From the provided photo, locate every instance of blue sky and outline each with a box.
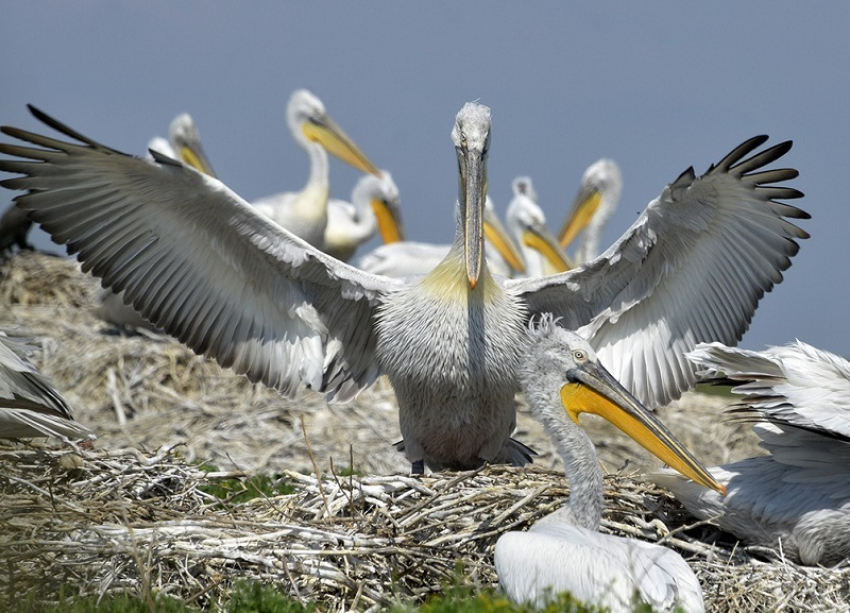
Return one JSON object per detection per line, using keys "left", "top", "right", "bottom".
{"left": 2, "top": 2, "right": 848, "bottom": 355}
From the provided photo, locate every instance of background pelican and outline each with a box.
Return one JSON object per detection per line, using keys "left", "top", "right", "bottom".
{"left": 559, "top": 158, "right": 622, "bottom": 265}
{"left": 495, "top": 316, "right": 719, "bottom": 612}
{"left": 654, "top": 340, "right": 850, "bottom": 566}
{"left": 251, "top": 89, "right": 382, "bottom": 249}
{"left": 505, "top": 176, "right": 572, "bottom": 277}
{"left": 0, "top": 102, "right": 807, "bottom": 472}
{"left": 0, "top": 331, "right": 94, "bottom": 442}
{"left": 146, "top": 112, "right": 217, "bottom": 178}
{"left": 357, "top": 195, "right": 525, "bottom": 278}
{"left": 322, "top": 171, "right": 405, "bottom": 262}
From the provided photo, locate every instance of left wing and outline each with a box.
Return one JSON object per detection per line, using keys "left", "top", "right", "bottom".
{"left": 507, "top": 136, "right": 808, "bottom": 407}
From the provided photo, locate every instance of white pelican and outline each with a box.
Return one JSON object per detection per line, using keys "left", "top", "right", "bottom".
{"left": 559, "top": 158, "right": 622, "bottom": 265}
{"left": 251, "top": 89, "right": 382, "bottom": 249}
{"left": 495, "top": 316, "right": 720, "bottom": 612}
{"left": 505, "top": 176, "right": 572, "bottom": 277}
{"left": 322, "top": 171, "right": 405, "bottom": 262}
{"left": 653, "top": 341, "right": 850, "bottom": 566}
{"left": 357, "top": 195, "right": 526, "bottom": 278}
{"left": 146, "top": 112, "right": 217, "bottom": 178}
{"left": 0, "top": 103, "right": 807, "bottom": 472}
{"left": 0, "top": 331, "right": 94, "bottom": 442}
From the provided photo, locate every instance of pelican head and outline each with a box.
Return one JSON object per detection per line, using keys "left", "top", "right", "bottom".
{"left": 356, "top": 170, "right": 405, "bottom": 243}
{"left": 168, "top": 113, "right": 217, "bottom": 177}
{"left": 508, "top": 177, "right": 572, "bottom": 274}
{"left": 287, "top": 89, "right": 380, "bottom": 176}
{"left": 559, "top": 158, "right": 622, "bottom": 251}
{"left": 524, "top": 316, "right": 724, "bottom": 494}
{"left": 452, "top": 102, "right": 491, "bottom": 289}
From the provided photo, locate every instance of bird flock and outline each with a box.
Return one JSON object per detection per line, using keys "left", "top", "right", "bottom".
{"left": 0, "top": 90, "right": 846, "bottom": 612}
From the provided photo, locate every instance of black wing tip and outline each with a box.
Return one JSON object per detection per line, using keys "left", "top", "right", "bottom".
{"left": 149, "top": 148, "right": 183, "bottom": 167}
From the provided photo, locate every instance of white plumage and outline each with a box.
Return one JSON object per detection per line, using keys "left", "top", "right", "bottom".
{"left": 0, "top": 103, "right": 807, "bottom": 471}
{"left": 495, "top": 316, "right": 718, "bottom": 613}
{"left": 653, "top": 340, "right": 850, "bottom": 565}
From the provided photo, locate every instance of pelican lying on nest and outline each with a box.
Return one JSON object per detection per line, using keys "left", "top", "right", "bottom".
{"left": 252, "top": 89, "right": 385, "bottom": 250}
{"left": 0, "top": 331, "right": 94, "bottom": 442}
{"left": 559, "top": 158, "right": 622, "bottom": 265}
{"left": 0, "top": 102, "right": 806, "bottom": 472}
{"left": 505, "top": 176, "right": 572, "bottom": 277}
{"left": 654, "top": 341, "right": 850, "bottom": 566}
{"left": 496, "top": 316, "right": 720, "bottom": 613}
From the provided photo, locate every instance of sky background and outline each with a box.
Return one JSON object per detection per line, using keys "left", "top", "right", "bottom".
{"left": 1, "top": 2, "right": 848, "bottom": 356}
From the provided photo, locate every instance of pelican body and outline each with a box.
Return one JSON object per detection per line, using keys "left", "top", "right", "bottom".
{"left": 0, "top": 332, "right": 94, "bottom": 442}
{"left": 0, "top": 102, "right": 807, "bottom": 472}
{"left": 495, "top": 317, "right": 720, "bottom": 613}
{"left": 654, "top": 341, "right": 850, "bottom": 566}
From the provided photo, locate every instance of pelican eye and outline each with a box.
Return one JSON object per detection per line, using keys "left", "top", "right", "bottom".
{"left": 573, "top": 350, "right": 586, "bottom": 362}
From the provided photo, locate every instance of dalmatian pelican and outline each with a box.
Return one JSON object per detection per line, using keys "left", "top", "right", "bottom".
{"left": 0, "top": 102, "right": 807, "bottom": 472}
{"left": 654, "top": 340, "right": 850, "bottom": 566}
{"left": 0, "top": 331, "right": 94, "bottom": 442}
{"left": 559, "top": 158, "right": 622, "bottom": 265}
{"left": 251, "top": 89, "right": 382, "bottom": 249}
{"left": 495, "top": 316, "right": 718, "bottom": 612}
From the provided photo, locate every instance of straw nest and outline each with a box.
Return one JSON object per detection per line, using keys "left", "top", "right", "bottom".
{"left": 0, "top": 252, "right": 848, "bottom": 613}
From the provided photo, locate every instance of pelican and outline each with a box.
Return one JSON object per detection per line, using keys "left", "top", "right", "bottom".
{"left": 251, "top": 89, "right": 382, "bottom": 249}
{"left": 0, "top": 102, "right": 807, "bottom": 472}
{"left": 495, "top": 316, "right": 720, "bottom": 612}
{"left": 322, "top": 171, "right": 405, "bottom": 262}
{"left": 653, "top": 341, "right": 850, "bottom": 566}
{"left": 505, "top": 176, "right": 572, "bottom": 277}
{"left": 559, "top": 158, "right": 622, "bottom": 265}
{"left": 147, "top": 112, "right": 217, "bottom": 177}
{"left": 0, "top": 331, "right": 94, "bottom": 442}
{"left": 357, "top": 195, "right": 526, "bottom": 278}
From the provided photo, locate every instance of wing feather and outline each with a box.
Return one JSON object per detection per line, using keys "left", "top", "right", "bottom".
{"left": 508, "top": 136, "right": 807, "bottom": 407}
{"left": 0, "top": 106, "right": 401, "bottom": 400}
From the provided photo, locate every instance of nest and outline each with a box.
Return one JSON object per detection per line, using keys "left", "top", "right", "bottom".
{"left": 0, "top": 251, "right": 848, "bottom": 612}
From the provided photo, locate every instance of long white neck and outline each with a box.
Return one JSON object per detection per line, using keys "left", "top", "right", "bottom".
{"left": 521, "top": 371, "right": 604, "bottom": 530}
{"left": 302, "top": 139, "right": 330, "bottom": 200}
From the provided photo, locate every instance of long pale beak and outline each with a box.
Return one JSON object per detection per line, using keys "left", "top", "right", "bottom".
{"left": 559, "top": 185, "right": 602, "bottom": 250}
{"left": 484, "top": 206, "right": 525, "bottom": 274}
{"left": 561, "top": 361, "right": 725, "bottom": 494}
{"left": 303, "top": 115, "right": 380, "bottom": 176}
{"left": 371, "top": 197, "right": 405, "bottom": 244}
{"left": 522, "top": 222, "right": 573, "bottom": 273}
{"left": 178, "top": 141, "right": 217, "bottom": 179}
{"left": 458, "top": 147, "right": 486, "bottom": 289}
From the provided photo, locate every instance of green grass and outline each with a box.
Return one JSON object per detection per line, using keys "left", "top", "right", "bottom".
{"left": 195, "top": 463, "right": 295, "bottom": 506}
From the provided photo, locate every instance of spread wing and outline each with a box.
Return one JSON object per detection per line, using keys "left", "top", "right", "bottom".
{"left": 507, "top": 136, "right": 808, "bottom": 407}
{"left": 0, "top": 106, "right": 404, "bottom": 402}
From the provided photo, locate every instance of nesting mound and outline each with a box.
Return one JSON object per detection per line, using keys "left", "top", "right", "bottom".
{"left": 0, "top": 251, "right": 847, "bottom": 612}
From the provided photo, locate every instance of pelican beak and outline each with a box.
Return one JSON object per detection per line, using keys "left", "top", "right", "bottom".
{"left": 458, "top": 146, "right": 486, "bottom": 289}
{"left": 561, "top": 361, "right": 725, "bottom": 494}
{"left": 303, "top": 115, "right": 381, "bottom": 176}
{"left": 522, "top": 222, "right": 574, "bottom": 273}
{"left": 484, "top": 205, "right": 525, "bottom": 274}
{"left": 178, "top": 142, "right": 217, "bottom": 178}
{"left": 371, "top": 196, "right": 405, "bottom": 244}
{"left": 559, "top": 185, "right": 602, "bottom": 250}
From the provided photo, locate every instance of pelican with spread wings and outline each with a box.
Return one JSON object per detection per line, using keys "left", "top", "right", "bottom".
{"left": 0, "top": 102, "right": 806, "bottom": 472}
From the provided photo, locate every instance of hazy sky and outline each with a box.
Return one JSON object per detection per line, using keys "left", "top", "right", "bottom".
{"left": 2, "top": 2, "right": 848, "bottom": 355}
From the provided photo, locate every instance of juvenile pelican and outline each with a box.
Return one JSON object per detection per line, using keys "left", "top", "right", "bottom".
{"left": 251, "top": 89, "right": 381, "bottom": 248}
{"left": 0, "top": 331, "right": 94, "bottom": 442}
{"left": 559, "top": 158, "right": 622, "bottom": 265}
{"left": 505, "top": 176, "right": 572, "bottom": 277}
{"left": 0, "top": 103, "right": 806, "bottom": 472}
{"left": 322, "top": 171, "right": 405, "bottom": 262}
{"left": 654, "top": 341, "right": 850, "bottom": 566}
{"left": 495, "top": 316, "right": 719, "bottom": 613}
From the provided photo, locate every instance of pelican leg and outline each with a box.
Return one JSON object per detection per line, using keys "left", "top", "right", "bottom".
{"left": 410, "top": 459, "right": 425, "bottom": 476}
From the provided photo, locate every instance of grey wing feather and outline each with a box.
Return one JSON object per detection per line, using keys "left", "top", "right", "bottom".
{"left": 0, "top": 106, "right": 402, "bottom": 401}
{"left": 508, "top": 136, "right": 808, "bottom": 408}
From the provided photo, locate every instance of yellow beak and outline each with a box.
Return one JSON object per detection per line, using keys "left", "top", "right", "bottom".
{"left": 302, "top": 116, "right": 380, "bottom": 176}
{"left": 484, "top": 205, "right": 525, "bottom": 274}
{"left": 522, "top": 223, "right": 573, "bottom": 273}
{"left": 371, "top": 197, "right": 405, "bottom": 244}
{"left": 560, "top": 361, "right": 725, "bottom": 494}
{"left": 559, "top": 186, "right": 602, "bottom": 250}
